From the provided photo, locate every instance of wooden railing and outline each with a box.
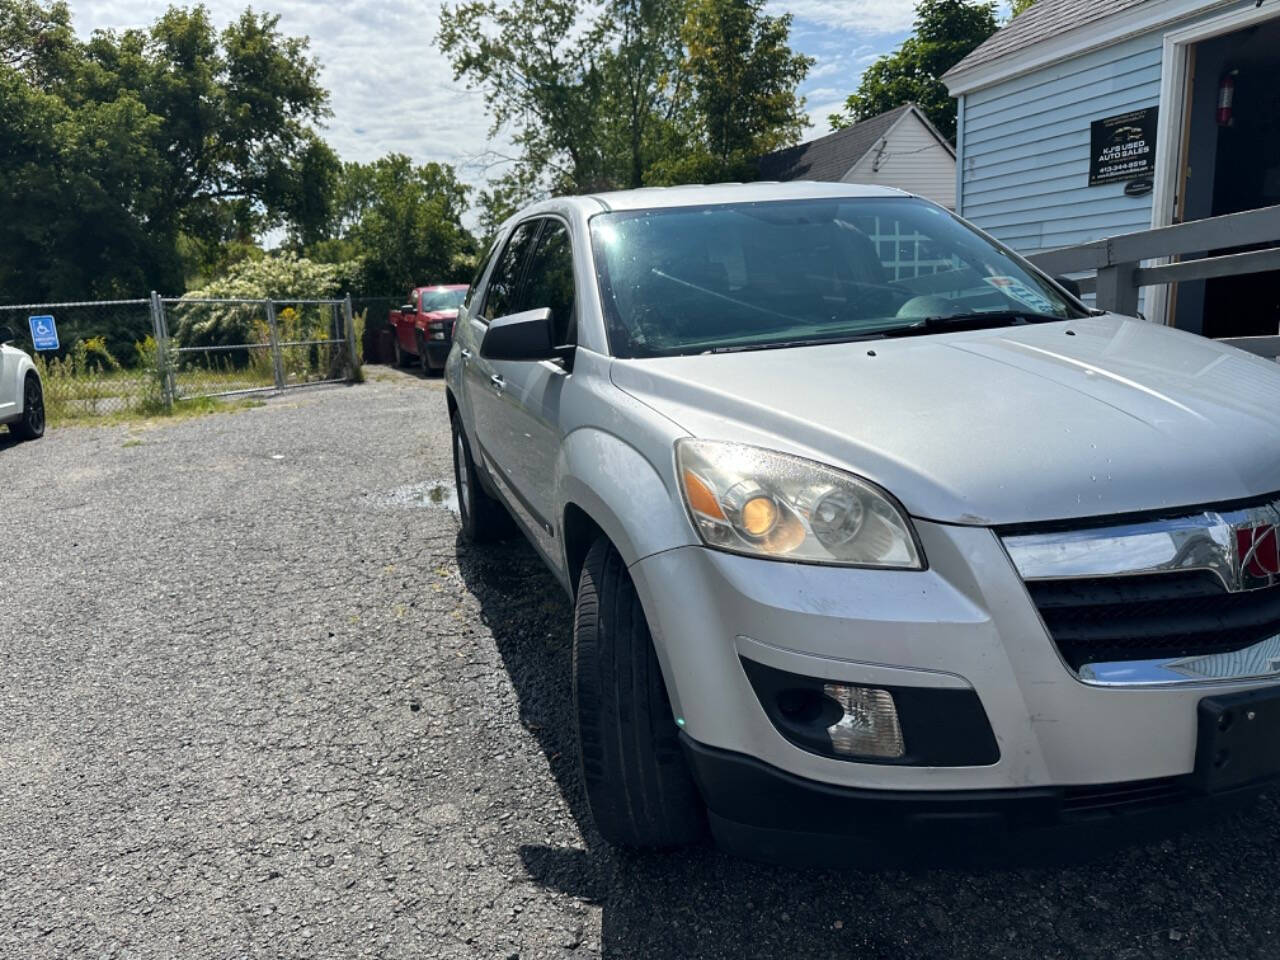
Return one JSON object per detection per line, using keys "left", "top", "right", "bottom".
{"left": 1025, "top": 204, "right": 1280, "bottom": 359}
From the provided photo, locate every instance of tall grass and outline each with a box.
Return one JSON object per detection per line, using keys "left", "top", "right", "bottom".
{"left": 32, "top": 337, "right": 168, "bottom": 420}
{"left": 28, "top": 299, "right": 361, "bottom": 425}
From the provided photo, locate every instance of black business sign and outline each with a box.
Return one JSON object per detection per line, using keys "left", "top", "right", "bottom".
{"left": 1089, "top": 107, "right": 1158, "bottom": 186}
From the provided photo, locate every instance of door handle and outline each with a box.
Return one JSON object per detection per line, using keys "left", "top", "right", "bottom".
{"left": 489, "top": 374, "right": 505, "bottom": 390}
{"left": 460, "top": 349, "right": 472, "bottom": 360}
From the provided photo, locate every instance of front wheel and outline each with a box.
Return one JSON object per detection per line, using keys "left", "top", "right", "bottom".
{"left": 415, "top": 331, "right": 434, "bottom": 376}
{"left": 573, "top": 538, "right": 706, "bottom": 848}
{"left": 11, "top": 375, "right": 45, "bottom": 440}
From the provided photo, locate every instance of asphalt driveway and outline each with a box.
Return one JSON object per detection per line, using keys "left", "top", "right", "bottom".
{"left": 2, "top": 368, "right": 1278, "bottom": 959}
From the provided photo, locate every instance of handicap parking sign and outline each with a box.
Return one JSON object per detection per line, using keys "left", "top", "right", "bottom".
{"left": 28, "top": 315, "right": 58, "bottom": 351}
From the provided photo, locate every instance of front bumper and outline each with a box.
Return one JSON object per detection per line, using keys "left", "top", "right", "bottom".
{"left": 682, "top": 737, "right": 1266, "bottom": 866}
{"left": 423, "top": 338, "right": 451, "bottom": 369}
{"left": 627, "top": 520, "right": 1280, "bottom": 795}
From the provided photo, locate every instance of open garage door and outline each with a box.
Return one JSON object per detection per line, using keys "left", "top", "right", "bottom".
{"left": 1174, "top": 15, "right": 1280, "bottom": 338}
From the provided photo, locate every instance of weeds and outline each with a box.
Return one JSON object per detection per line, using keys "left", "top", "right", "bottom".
{"left": 68, "top": 395, "right": 267, "bottom": 431}
{"left": 33, "top": 339, "right": 123, "bottom": 421}
{"left": 26, "top": 297, "right": 360, "bottom": 428}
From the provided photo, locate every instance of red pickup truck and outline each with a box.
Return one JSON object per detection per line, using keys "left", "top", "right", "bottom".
{"left": 388, "top": 284, "right": 468, "bottom": 374}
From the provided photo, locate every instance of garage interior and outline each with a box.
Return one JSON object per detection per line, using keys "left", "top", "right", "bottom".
{"left": 1174, "top": 15, "right": 1280, "bottom": 339}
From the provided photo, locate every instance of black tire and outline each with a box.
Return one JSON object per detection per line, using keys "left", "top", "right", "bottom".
{"left": 450, "top": 411, "right": 514, "bottom": 542}
{"left": 11, "top": 374, "right": 45, "bottom": 441}
{"left": 573, "top": 537, "right": 706, "bottom": 848}
{"left": 417, "top": 330, "right": 432, "bottom": 376}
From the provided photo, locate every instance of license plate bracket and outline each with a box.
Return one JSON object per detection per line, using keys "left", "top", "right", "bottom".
{"left": 1194, "top": 687, "right": 1280, "bottom": 793}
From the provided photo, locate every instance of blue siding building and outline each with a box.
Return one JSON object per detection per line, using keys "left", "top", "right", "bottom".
{"left": 945, "top": 0, "right": 1280, "bottom": 337}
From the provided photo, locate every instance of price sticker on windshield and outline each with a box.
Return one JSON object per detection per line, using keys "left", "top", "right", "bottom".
{"left": 983, "top": 276, "right": 1057, "bottom": 316}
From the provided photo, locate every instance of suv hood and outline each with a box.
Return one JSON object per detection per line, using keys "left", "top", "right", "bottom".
{"left": 610, "top": 315, "right": 1280, "bottom": 526}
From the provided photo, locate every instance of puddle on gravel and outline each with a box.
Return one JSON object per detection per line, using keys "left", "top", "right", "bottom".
{"left": 374, "top": 479, "right": 459, "bottom": 515}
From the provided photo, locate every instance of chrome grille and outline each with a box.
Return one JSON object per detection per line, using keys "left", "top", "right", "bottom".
{"left": 1002, "top": 495, "right": 1280, "bottom": 683}
{"left": 1025, "top": 572, "right": 1280, "bottom": 672}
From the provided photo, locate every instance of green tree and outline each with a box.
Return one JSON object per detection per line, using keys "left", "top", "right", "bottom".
{"left": 828, "top": 0, "right": 997, "bottom": 141}
{"left": 0, "top": 0, "right": 76, "bottom": 80}
{"left": 439, "top": 0, "right": 810, "bottom": 197}
{"left": 1, "top": 1, "right": 167, "bottom": 298}
{"left": 83, "top": 6, "right": 338, "bottom": 249}
{"left": 438, "top": 0, "right": 608, "bottom": 193}
{"left": 474, "top": 165, "right": 543, "bottom": 243}
{"left": 594, "top": 0, "right": 687, "bottom": 188}
{"left": 649, "top": 0, "right": 811, "bottom": 184}
{"left": 311, "top": 155, "right": 476, "bottom": 294}
{"left": 0, "top": 0, "right": 338, "bottom": 301}
{"left": 1008, "top": 0, "right": 1036, "bottom": 16}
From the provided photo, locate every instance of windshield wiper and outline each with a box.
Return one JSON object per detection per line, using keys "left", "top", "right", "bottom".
{"left": 698, "top": 312, "right": 1067, "bottom": 355}
{"left": 702, "top": 332, "right": 885, "bottom": 354}
{"left": 875, "top": 311, "right": 1066, "bottom": 339}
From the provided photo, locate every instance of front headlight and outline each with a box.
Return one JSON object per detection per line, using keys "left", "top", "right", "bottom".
{"left": 675, "top": 440, "right": 923, "bottom": 569}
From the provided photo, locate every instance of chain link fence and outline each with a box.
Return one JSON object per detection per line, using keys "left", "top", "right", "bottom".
{"left": 0, "top": 293, "right": 361, "bottom": 423}
{"left": 349, "top": 295, "right": 400, "bottom": 364}
{"left": 160, "top": 295, "right": 356, "bottom": 400}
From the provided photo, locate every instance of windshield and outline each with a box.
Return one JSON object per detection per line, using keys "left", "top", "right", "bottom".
{"left": 421, "top": 288, "right": 466, "bottom": 312}
{"left": 590, "top": 197, "right": 1086, "bottom": 358}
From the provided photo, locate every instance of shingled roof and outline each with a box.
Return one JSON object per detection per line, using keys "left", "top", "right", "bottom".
{"left": 756, "top": 105, "right": 948, "bottom": 182}
{"left": 945, "top": 0, "right": 1150, "bottom": 80}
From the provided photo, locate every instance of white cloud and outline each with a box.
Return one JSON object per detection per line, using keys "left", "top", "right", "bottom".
{"left": 807, "top": 59, "right": 849, "bottom": 81}
{"left": 792, "top": 27, "right": 895, "bottom": 135}
{"left": 71, "top": 0, "right": 515, "bottom": 198}
{"left": 70, "top": 1, "right": 910, "bottom": 223}
{"left": 768, "top": 0, "right": 916, "bottom": 34}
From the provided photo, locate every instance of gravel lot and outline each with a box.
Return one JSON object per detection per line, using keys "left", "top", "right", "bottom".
{"left": 3, "top": 367, "right": 1280, "bottom": 959}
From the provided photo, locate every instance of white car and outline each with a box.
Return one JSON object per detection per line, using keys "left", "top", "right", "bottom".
{"left": 0, "top": 326, "right": 45, "bottom": 441}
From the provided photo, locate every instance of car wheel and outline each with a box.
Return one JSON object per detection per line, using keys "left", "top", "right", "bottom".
{"left": 11, "top": 374, "right": 45, "bottom": 441}
{"left": 415, "top": 331, "right": 434, "bottom": 376}
{"left": 573, "top": 537, "right": 707, "bottom": 848}
{"left": 450, "top": 410, "right": 514, "bottom": 542}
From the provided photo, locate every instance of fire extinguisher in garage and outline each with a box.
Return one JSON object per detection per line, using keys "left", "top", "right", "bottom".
{"left": 1217, "top": 70, "right": 1238, "bottom": 127}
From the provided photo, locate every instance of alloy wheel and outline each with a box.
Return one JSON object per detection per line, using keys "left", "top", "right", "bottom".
{"left": 25, "top": 380, "right": 44, "bottom": 433}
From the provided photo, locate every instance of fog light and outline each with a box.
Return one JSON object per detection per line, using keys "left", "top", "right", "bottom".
{"left": 823, "top": 684, "right": 905, "bottom": 758}
{"left": 431, "top": 331, "right": 446, "bottom": 340}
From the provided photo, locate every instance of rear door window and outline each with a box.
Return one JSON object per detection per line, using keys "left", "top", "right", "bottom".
{"left": 482, "top": 220, "right": 541, "bottom": 322}
{"left": 518, "top": 219, "right": 576, "bottom": 346}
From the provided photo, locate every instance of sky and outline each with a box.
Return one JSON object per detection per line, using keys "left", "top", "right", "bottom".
{"left": 69, "top": 1, "right": 1011, "bottom": 210}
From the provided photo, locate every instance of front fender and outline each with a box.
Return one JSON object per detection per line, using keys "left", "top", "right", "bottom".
{"left": 558, "top": 427, "right": 697, "bottom": 569}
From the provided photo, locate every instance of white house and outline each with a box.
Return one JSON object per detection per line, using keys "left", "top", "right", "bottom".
{"left": 756, "top": 104, "right": 957, "bottom": 209}
{"left": 945, "top": 0, "right": 1280, "bottom": 339}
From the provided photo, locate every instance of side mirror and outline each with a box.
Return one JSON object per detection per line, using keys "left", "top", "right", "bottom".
{"left": 399, "top": 304, "right": 415, "bottom": 314}
{"left": 1054, "top": 276, "right": 1083, "bottom": 300}
{"left": 0, "top": 326, "right": 13, "bottom": 345}
{"left": 481, "top": 307, "right": 558, "bottom": 362}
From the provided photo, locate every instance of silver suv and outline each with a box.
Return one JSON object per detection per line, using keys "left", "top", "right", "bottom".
{"left": 445, "top": 182, "right": 1280, "bottom": 862}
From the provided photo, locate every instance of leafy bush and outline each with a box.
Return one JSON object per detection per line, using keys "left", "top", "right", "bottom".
{"left": 173, "top": 252, "right": 359, "bottom": 349}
